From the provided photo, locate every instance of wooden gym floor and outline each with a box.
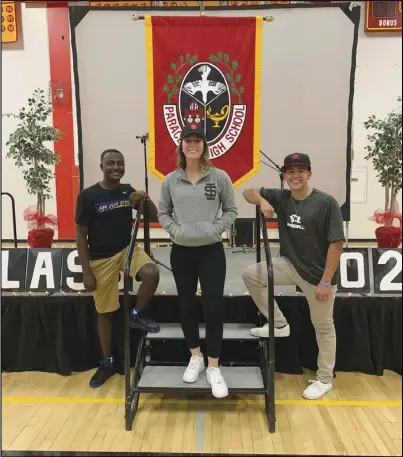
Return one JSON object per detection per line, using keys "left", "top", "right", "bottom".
{"left": 2, "top": 369, "right": 402, "bottom": 455}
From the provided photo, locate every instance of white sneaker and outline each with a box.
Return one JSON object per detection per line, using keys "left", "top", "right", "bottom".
{"left": 302, "top": 380, "right": 333, "bottom": 400}
{"left": 183, "top": 355, "right": 205, "bottom": 383}
{"left": 206, "top": 367, "right": 228, "bottom": 398}
{"left": 250, "top": 323, "right": 290, "bottom": 338}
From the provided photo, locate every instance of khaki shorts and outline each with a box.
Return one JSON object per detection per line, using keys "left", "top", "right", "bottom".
{"left": 89, "top": 245, "right": 153, "bottom": 314}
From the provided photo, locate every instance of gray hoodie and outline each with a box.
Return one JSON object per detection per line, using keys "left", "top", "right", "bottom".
{"left": 158, "top": 167, "right": 238, "bottom": 247}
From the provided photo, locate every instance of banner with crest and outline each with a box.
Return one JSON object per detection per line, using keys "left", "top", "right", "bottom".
{"left": 145, "top": 16, "right": 262, "bottom": 187}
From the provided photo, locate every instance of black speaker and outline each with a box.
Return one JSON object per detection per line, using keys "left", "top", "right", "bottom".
{"left": 232, "top": 219, "right": 255, "bottom": 247}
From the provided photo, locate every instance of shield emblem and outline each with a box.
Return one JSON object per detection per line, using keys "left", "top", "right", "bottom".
{"left": 162, "top": 56, "right": 247, "bottom": 161}
{"left": 179, "top": 62, "right": 231, "bottom": 145}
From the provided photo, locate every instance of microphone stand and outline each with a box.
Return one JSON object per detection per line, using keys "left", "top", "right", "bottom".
{"left": 233, "top": 157, "right": 283, "bottom": 255}
{"left": 261, "top": 150, "right": 284, "bottom": 189}
{"left": 136, "top": 134, "right": 150, "bottom": 255}
{"left": 135, "top": 133, "right": 172, "bottom": 273}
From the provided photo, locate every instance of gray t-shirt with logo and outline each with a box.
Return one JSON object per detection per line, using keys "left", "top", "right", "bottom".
{"left": 260, "top": 188, "right": 345, "bottom": 286}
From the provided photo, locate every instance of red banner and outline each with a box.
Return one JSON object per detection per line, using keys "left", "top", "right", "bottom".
{"left": 145, "top": 16, "right": 262, "bottom": 187}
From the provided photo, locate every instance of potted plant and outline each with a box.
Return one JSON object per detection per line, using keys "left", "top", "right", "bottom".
{"left": 3, "top": 89, "right": 62, "bottom": 248}
{"left": 364, "top": 95, "right": 402, "bottom": 248}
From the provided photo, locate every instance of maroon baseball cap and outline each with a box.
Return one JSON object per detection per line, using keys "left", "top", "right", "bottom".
{"left": 281, "top": 153, "right": 311, "bottom": 172}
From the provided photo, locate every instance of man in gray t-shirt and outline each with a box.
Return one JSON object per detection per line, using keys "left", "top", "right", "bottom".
{"left": 242, "top": 153, "right": 345, "bottom": 400}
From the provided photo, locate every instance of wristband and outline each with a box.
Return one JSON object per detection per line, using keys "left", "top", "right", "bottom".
{"left": 320, "top": 280, "right": 332, "bottom": 288}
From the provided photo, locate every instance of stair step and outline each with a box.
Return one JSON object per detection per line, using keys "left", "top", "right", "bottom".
{"left": 137, "top": 365, "right": 265, "bottom": 394}
{"left": 147, "top": 323, "right": 257, "bottom": 340}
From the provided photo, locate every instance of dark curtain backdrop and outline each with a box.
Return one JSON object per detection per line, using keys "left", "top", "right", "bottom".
{"left": 1, "top": 295, "right": 401, "bottom": 377}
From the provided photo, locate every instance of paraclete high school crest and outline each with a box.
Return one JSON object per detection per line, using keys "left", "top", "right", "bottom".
{"left": 163, "top": 53, "right": 247, "bottom": 159}
{"left": 145, "top": 16, "right": 262, "bottom": 187}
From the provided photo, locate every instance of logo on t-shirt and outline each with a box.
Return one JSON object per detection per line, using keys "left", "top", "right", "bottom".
{"left": 95, "top": 198, "right": 131, "bottom": 214}
{"left": 287, "top": 214, "right": 305, "bottom": 230}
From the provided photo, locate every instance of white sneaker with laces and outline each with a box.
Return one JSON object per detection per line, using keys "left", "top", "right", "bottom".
{"left": 183, "top": 355, "right": 205, "bottom": 383}
{"left": 207, "top": 367, "right": 229, "bottom": 398}
{"left": 302, "top": 380, "right": 333, "bottom": 400}
{"left": 250, "top": 323, "right": 290, "bottom": 338}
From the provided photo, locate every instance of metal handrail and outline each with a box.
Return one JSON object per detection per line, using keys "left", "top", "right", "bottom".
{"left": 123, "top": 198, "right": 145, "bottom": 430}
{"left": 255, "top": 205, "right": 261, "bottom": 263}
{"left": 1, "top": 192, "right": 17, "bottom": 247}
{"left": 124, "top": 198, "right": 145, "bottom": 283}
{"left": 255, "top": 205, "right": 276, "bottom": 433}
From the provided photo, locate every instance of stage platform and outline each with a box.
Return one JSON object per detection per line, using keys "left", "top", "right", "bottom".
{"left": 1, "top": 244, "right": 402, "bottom": 380}
{"left": 146, "top": 246, "right": 297, "bottom": 297}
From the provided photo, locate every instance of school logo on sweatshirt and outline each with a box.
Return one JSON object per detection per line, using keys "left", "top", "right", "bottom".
{"left": 204, "top": 183, "right": 217, "bottom": 201}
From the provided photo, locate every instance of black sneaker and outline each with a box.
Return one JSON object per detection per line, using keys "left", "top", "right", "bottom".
{"left": 89, "top": 358, "right": 117, "bottom": 388}
{"left": 130, "top": 314, "right": 160, "bottom": 333}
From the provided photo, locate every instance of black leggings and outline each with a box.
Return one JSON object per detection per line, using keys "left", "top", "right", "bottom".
{"left": 170, "top": 242, "right": 226, "bottom": 359}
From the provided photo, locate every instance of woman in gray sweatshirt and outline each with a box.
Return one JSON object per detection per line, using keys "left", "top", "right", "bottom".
{"left": 158, "top": 125, "right": 238, "bottom": 399}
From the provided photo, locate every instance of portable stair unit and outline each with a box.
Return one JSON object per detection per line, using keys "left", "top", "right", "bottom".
{"left": 123, "top": 204, "right": 276, "bottom": 433}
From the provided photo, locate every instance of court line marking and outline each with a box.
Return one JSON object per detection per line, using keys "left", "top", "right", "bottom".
{"left": 194, "top": 408, "right": 205, "bottom": 452}
{"left": 2, "top": 396, "right": 401, "bottom": 407}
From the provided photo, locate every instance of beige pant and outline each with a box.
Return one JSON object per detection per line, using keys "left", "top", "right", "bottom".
{"left": 89, "top": 246, "right": 153, "bottom": 314}
{"left": 242, "top": 256, "right": 336, "bottom": 383}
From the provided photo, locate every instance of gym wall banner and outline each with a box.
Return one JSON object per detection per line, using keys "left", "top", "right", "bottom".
{"left": 1, "top": 2, "right": 17, "bottom": 44}
{"left": 2, "top": 248, "right": 401, "bottom": 296}
{"left": 145, "top": 15, "right": 262, "bottom": 188}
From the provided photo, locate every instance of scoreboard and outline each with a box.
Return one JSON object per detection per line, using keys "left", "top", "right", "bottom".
{"left": 365, "top": 1, "right": 402, "bottom": 32}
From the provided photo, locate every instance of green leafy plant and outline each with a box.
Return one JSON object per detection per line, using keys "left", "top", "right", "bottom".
{"left": 209, "top": 52, "right": 244, "bottom": 104}
{"left": 3, "top": 89, "right": 63, "bottom": 229}
{"left": 164, "top": 53, "right": 198, "bottom": 103}
{"left": 364, "top": 95, "right": 402, "bottom": 217}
